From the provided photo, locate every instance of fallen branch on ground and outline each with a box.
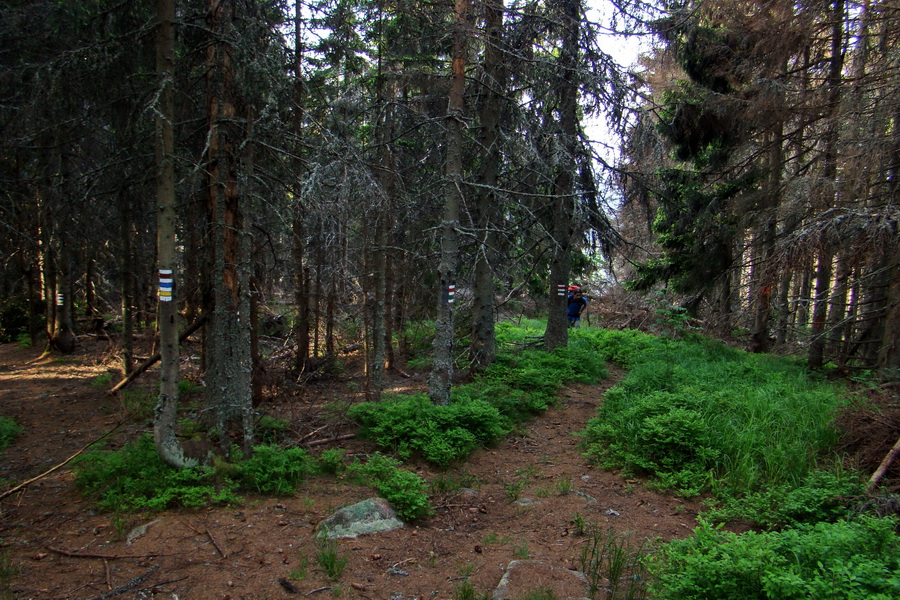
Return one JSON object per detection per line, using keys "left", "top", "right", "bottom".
{"left": 0, "top": 421, "right": 124, "bottom": 502}
{"left": 305, "top": 433, "right": 356, "bottom": 448}
{"left": 89, "top": 564, "right": 158, "bottom": 600}
{"left": 47, "top": 547, "right": 162, "bottom": 560}
{"left": 867, "top": 434, "right": 900, "bottom": 492}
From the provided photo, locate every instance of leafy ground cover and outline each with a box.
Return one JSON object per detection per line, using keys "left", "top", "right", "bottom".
{"left": 0, "top": 337, "right": 699, "bottom": 600}
{"left": 0, "top": 323, "right": 897, "bottom": 600}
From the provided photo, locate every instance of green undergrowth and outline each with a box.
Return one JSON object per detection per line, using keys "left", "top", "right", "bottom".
{"left": 647, "top": 516, "right": 900, "bottom": 600}
{"left": 349, "top": 321, "right": 607, "bottom": 466}
{"left": 73, "top": 436, "right": 431, "bottom": 520}
{"left": 578, "top": 329, "right": 850, "bottom": 499}
{"left": 0, "top": 417, "right": 21, "bottom": 452}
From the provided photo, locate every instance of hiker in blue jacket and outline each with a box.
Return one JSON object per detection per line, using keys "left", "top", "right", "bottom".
{"left": 567, "top": 287, "right": 587, "bottom": 327}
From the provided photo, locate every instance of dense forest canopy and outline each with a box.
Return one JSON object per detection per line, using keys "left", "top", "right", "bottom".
{"left": 0, "top": 0, "right": 897, "bottom": 455}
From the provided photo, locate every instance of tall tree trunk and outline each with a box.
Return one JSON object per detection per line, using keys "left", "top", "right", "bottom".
{"left": 808, "top": 251, "right": 834, "bottom": 370}
{"left": 543, "top": 0, "right": 580, "bottom": 351}
{"left": 428, "top": 0, "right": 468, "bottom": 405}
{"left": 808, "top": 0, "right": 845, "bottom": 370}
{"left": 292, "top": 0, "right": 310, "bottom": 371}
{"left": 826, "top": 254, "right": 852, "bottom": 358}
{"left": 470, "top": 0, "right": 505, "bottom": 373}
{"left": 749, "top": 217, "right": 776, "bottom": 353}
{"left": 53, "top": 237, "right": 76, "bottom": 353}
{"left": 205, "top": 0, "right": 253, "bottom": 456}
{"left": 153, "top": 0, "right": 193, "bottom": 469}
{"left": 119, "top": 189, "right": 134, "bottom": 376}
{"left": 751, "top": 101, "right": 785, "bottom": 353}
{"left": 368, "top": 20, "right": 395, "bottom": 399}
{"left": 796, "top": 263, "right": 812, "bottom": 330}
{"left": 84, "top": 252, "right": 96, "bottom": 317}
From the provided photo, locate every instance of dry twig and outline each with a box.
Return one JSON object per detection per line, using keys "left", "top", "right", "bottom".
{"left": 0, "top": 421, "right": 124, "bottom": 502}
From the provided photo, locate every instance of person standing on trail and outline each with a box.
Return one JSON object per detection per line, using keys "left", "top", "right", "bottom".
{"left": 566, "top": 287, "right": 587, "bottom": 327}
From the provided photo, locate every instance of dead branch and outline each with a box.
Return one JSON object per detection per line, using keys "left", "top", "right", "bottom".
{"left": 205, "top": 528, "right": 227, "bottom": 558}
{"left": 298, "top": 424, "right": 329, "bottom": 443}
{"left": 0, "top": 421, "right": 124, "bottom": 502}
{"left": 184, "top": 522, "right": 227, "bottom": 557}
{"left": 108, "top": 314, "right": 207, "bottom": 394}
{"left": 304, "top": 433, "right": 356, "bottom": 448}
{"left": 47, "top": 547, "right": 161, "bottom": 560}
{"left": 867, "top": 434, "right": 900, "bottom": 492}
{"left": 306, "top": 586, "right": 332, "bottom": 596}
{"left": 89, "top": 564, "right": 158, "bottom": 600}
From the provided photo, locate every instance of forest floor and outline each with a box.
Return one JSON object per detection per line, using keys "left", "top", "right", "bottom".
{"left": 0, "top": 335, "right": 717, "bottom": 600}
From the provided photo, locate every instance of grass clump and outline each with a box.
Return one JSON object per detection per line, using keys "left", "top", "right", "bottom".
{"left": 0, "top": 417, "right": 22, "bottom": 451}
{"left": 579, "top": 526, "right": 649, "bottom": 600}
{"left": 315, "top": 538, "right": 349, "bottom": 580}
{"left": 647, "top": 516, "right": 900, "bottom": 600}
{"left": 580, "top": 331, "right": 848, "bottom": 497}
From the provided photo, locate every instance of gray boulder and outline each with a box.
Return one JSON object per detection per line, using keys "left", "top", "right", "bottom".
{"left": 317, "top": 497, "right": 405, "bottom": 539}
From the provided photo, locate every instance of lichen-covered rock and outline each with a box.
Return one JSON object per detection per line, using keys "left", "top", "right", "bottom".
{"left": 317, "top": 497, "right": 405, "bottom": 539}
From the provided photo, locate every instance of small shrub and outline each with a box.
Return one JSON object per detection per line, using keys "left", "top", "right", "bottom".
{"left": 236, "top": 445, "right": 312, "bottom": 495}
{"left": 177, "top": 379, "right": 204, "bottom": 396}
{"left": 73, "top": 435, "right": 239, "bottom": 511}
{"left": 349, "top": 394, "right": 510, "bottom": 466}
{"left": 0, "top": 417, "right": 22, "bottom": 451}
{"left": 581, "top": 335, "right": 847, "bottom": 497}
{"left": 705, "top": 468, "right": 864, "bottom": 529}
{"left": 316, "top": 448, "right": 347, "bottom": 475}
{"left": 350, "top": 453, "right": 433, "bottom": 521}
{"left": 75, "top": 437, "right": 316, "bottom": 510}
{"left": 647, "top": 516, "right": 900, "bottom": 600}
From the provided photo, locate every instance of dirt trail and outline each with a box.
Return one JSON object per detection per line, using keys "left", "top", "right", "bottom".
{"left": 0, "top": 340, "right": 701, "bottom": 600}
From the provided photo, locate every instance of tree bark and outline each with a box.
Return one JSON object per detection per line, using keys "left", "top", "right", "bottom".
{"left": 470, "top": 0, "right": 505, "bottom": 373}
{"left": 808, "top": 0, "right": 845, "bottom": 370}
{"left": 543, "top": 0, "right": 580, "bottom": 351}
{"left": 153, "top": 0, "right": 194, "bottom": 469}
{"left": 205, "top": 0, "right": 254, "bottom": 456}
{"left": 428, "top": 0, "right": 468, "bottom": 405}
{"left": 119, "top": 189, "right": 135, "bottom": 375}
{"left": 292, "top": 1, "right": 310, "bottom": 372}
